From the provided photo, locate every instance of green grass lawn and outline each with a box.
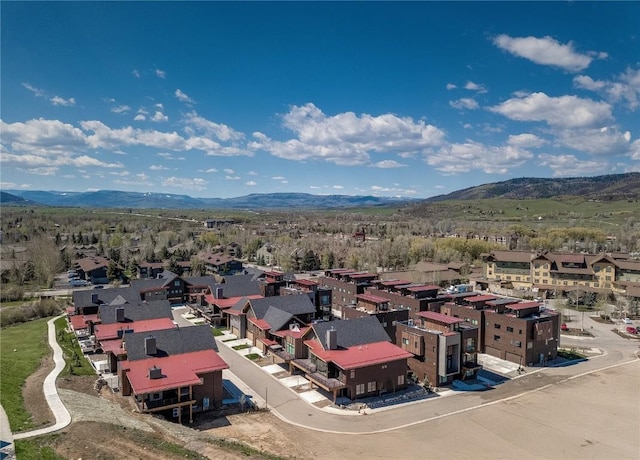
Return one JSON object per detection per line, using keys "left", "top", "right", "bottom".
{"left": 0, "top": 317, "right": 50, "bottom": 432}
{"left": 53, "top": 317, "right": 96, "bottom": 376}
{"left": 15, "top": 437, "right": 66, "bottom": 460}
{"left": 232, "top": 343, "right": 251, "bottom": 351}
{"left": 211, "top": 327, "right": 226, "bottom": 337}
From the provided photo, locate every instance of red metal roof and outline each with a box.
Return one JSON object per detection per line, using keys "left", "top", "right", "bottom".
{"left": 379, "top": 279, "right": 411, "bottom": 286}
{"left": 100, "top": 339, "right": 126, "bottom": 355}
{"left": 405, "top": 284, "right": 440, "bottom": 292}
{"left": 506, "top": 301, "right": 541, "bottom": 311}
{"left": 208, "top": 295, "right": 262, "bottom": 309}
{"left": 248, "top": 317, "right": 271, "bottom": 330}
{"left": 356, "top": 293, "right": 389, "bottom": 304}
{"left": 293, "top": 278, "right": 318, "bottom": 287}
{"left": 70, "top": 314, "right": 100, "bottom": 330}
{"left": 416, "top": 311, "right": 463, "bottom": 325}
{"left": 95, "top": 318, "right": 176, "bottom": 341}
{"left": 259, "top": 338, "right": 278, "bottom": 347}
{"left": 124, "top": 349, "right": 228, "bottom": 395}
{"left": 272, "top": 326, "right": 310, "bottom": 339}
{"left": 306, "top": 340, "right": 411, "bottom": 370}
{"left": 348, "top": 273, "right": 377, "bottom": 279}
{"left": 465, "top": 295, "right": 498, "bottom": 303}
{"left": 264, "top": 270, "right": 284, "bottom": 277}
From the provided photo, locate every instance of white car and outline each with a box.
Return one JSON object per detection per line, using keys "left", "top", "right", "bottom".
{"left": 622, "top": 318, "right": 633, "bottom": 325}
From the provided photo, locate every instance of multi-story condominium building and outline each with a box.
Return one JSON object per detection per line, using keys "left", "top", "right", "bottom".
{"left": 319, "top": 269, "right": 378, "bottom": 317}
{"left": 481, "top": 250, "right": 640, "bottom": 299}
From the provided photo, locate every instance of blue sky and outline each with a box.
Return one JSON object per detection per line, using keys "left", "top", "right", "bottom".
{"left": 2, "top": 2, "right": 639, "bottom": 199}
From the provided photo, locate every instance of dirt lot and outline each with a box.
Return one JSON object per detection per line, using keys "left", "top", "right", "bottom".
{"left": 20, "top": 356, "right": 640, "bottom": 459}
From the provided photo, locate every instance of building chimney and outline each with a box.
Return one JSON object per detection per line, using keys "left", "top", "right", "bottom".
{"left": 115, "top": 307, "right": 125, "bottom": 322}
{"left": 215, "top": 287, "right": 223, "bottom": 299}
{"left": 91, "top": 293, "right": 99, "bottom": 304}
{"left": 326, "top": 326, "right": 337, "bottom": 350}
{"left": 148, "top": 366, "right": 162, "bottom": 379}
{"left": 144, "top": 336, "right": 157, "bottom": 355}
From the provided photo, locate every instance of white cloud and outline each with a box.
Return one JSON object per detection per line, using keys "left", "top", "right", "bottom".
{"left": 246, "top": 180, "right": 257, "bottom": 186}
{"left": 493, "top": 34, "right": 598, "bottom": 72}
{"left": 183, "top": 111, "right": 244, "bottom": 142}
{"left": 175, "top": 89, "right": 195, "bottom": 104}
{"left": 149, "top": 164, "right": 170, "bottom": 171}
{"left": 225, "top": 175, "right": 240, "bottom": 180}
{"left": 573, "top": 75, "right": 606, "bottom": 91}
{"left": 272, "top": 176, "right": 286, "bottom": 180}
{"left": 427, "top": 141, "right": 533, "bottom": 174}
{"left": 134, "top": 114, "right": 146, "bottom": 121}
{"left": 155, "top": 69, "right": 166, "bottom": 79}
{"left": 553, "top": 127, "right": 635, "bottom": 156}
{"left": 162, "top": 176, "right": 207, "bottom": 191}
{"left": 111, "top": 105, "right": 131, "bottom": 114}
{"left": 507, "top": 133, "right": 545, "bottom": 148}
{"left": 151, "top": 111, "right": 168, "bottom": 123}
{"left": 247, "top": 171, "right": 258, "bottom": 176}
{"left": 574, "top": 67, "right": 640, "bottom": 110}
{"left": 223, "top": 168, "right": 235, "bottom": 174}
{"left": 17, "top": 166, "right": 58, "bottom": 176}
{"left": 449, "top": 98, "right": 479, "bottom": 110}
{"left": 446, "top": 83, "right": 457, "bottom": 90}
{"left": 489, "top": 92, "right": 612, "bottom": 128}
{"left": 538, "top": 153, "right": 611, "bottom": 177}
{"left": 371, "top": 160, "right": 406, "bottom": 168}
{"left": 132, "top": 69, "right": 141, "bottom": 78}
{"left": 464, "top": 81, "right": 487, "bottom": 93}
{"left": 50, "top": 96, "right": 76, "bottom": 106}
{"left": 370, "top": 185, "right": 417, "bottom": 196}
{"left": 203, "top": 168, "right": 218, "bottom": 173}
{"left": 333, "top": 185, "right": 344, "bottom": 190}
{"left": 251, "top": 103, "right": 445, "bottom": 166}
{"left": 1, "top": 118, "right": 88, "bottom": 155}
{"left": 22, "top": 82, "right": 46, "bottom": 97}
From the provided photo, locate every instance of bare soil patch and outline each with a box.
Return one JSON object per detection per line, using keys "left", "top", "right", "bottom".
{"left": 22, "top": 354, "right": 55, "bottom": 428}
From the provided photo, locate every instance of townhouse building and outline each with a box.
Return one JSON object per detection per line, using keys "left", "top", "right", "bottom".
{"left": 395, "top": 311, "right": 480, "bottom": 387}
{"left": 319, "top": 269, "right": 378, "bottom": 317}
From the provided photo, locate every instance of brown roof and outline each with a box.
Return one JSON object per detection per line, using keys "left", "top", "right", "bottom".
{"left": 75, "top": 256, "right": 111, "bottom": 273}
{"left": 486, "top": 250, "right": 534, "bottom": 263}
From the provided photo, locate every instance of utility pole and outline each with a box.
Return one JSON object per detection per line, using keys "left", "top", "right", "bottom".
{"left": 265, "top": 387, "right": 268, "bottom": 410}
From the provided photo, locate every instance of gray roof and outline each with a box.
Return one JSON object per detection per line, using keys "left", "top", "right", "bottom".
{"left": 73, "top": 287, "right": 140, "bottom": 308}
{"left": 124, "top": 324, "right": 218, "bottom": 360}
{"left": 249, "top": 294, "right": 315, "bottom": 319}
{"left": 99, "top": 300, "right": 172, "bottom": 324}
{"left": 184, "top": 275, "right": 217, "bottom": 289}
{"left": 219, "top": 274, "right": 262, "bottom": 297}
{"left": 263, "top": 306, "right": 294, "bottom": 332}
{"left": 312, "top": 316, "right": 390, "bottom": 349}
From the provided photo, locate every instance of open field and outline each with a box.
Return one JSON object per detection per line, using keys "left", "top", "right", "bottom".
{"left": 0, "top": 317, "right": 50, "bottom": 432}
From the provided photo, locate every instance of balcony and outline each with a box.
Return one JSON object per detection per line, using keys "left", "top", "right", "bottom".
{"left": 305, "top": 372, "right": 346, "bottom": 391}
{"left": 291, "top": 358, "right": 316, "bottom": 374}
{"left": 135, "top": 396, "right": 195, "bottom": 412}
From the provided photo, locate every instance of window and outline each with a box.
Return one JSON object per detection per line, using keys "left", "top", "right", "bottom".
{"left": 494, "top": 323, "right": 501, "bottom": 329}
{"left": 350, "top": 369, "right": 356, "bottom": 379}
{"left": 471, "top": 319, "right": 478, "bottom": 325}
{"left": 356, "top": 384, "right": 365, "bottom": 395}
{"left": 506, "top": 326, "right": 514, "bottom": 333}
{"left": 518, "top": 329, "right": 522, "bottom": 335}
{"left": 367, "top": 381, "right": 376, "bottom": 392}
{"left": 398, "top": 374, "right": 405, "bottom": 386}
{"left": 527, "top": 341, "right": 533, "bottom": 349}
{"left": 494, "top": 335, "right": 501, "bottom": 341}
{"left": 402, "top": 338, "right": 409, "bottom": 345}
{"left": 174, "top": 280, "right": 180, "bottom": 287}
{"left": 381, "top": 364, "right": 387, "bottom": 369}
{"left": 514, "top": 341, "right": 522, "bottom": 348}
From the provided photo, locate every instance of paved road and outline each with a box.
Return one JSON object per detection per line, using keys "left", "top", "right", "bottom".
{"left": 216, "top": 312, "right": 640, "bottom": 434}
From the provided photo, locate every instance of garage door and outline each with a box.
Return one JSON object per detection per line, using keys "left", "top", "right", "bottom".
{"left": 485, "top": 346, "right": 502, "bottom": 359}
{"left": 246, "top": 331, "right": 254, "bottom": 344}
{"left": 231, "top": 326, "right": 240, "bottom": 337}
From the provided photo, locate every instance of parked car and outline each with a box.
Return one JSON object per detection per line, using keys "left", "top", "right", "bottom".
{"left": 626, "top": 326, "right": 638, "bottom": 334}
{"left": 70, "top": 279, "right": 88, "bottom": 287}
{"left": 561, "top": 323, "right": 569, "bottom": 331}
{"left": 622, "top": 318, "right": 633, "bottom": 325}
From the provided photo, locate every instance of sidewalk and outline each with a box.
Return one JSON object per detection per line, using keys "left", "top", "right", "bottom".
{"left": 0, "top": 403, "right": 16, "bottom": 460}
{"left": 13, "top": 315, "right": 72, "bottom": 440}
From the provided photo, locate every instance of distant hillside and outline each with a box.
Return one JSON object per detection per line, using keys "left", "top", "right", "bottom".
{"left": 0, "top": 191, "right": 36, "bottom": 206}
{"left": 2, "top": 190, "right": 412, "bottom": 210}
{"left": 425, "top": 173, "right": 640, "bottom": 202}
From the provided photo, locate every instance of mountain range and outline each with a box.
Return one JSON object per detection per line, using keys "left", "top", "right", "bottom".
{"left": 2, "top": 173, "right": 638, "bottom": 210}
{"left": 0, "top": 190, "right": 411, "bottom": 210}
